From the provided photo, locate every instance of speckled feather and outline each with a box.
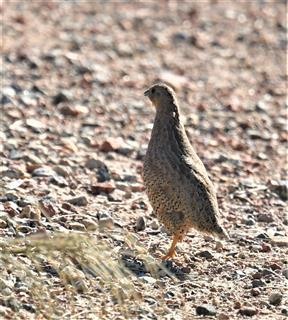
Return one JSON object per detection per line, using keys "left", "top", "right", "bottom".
{"left": 143, "top": 83, "right": 228, "bottom": 240}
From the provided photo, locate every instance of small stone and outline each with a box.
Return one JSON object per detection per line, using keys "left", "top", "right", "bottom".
{"left": 251, "top": 288, "right": 261, "bottom": 297}
{"left": 32, "top": 167, "right": 54, "bottom": 177}
{"left": 17, "top": 225, "right": 33, "bottom": 234}
{"left": 81, "top": 219, "right": 98, "bottom": 231}
{"left": 85, "top": 159, "right": 110, "bottom": 182}
{"left": 269, "top": 292, "right": 283, "bottom": 305}
{"left": 98, "top": 217, "right": 114, "bottom": 230}
{"left": 67, "top": 196, "right": 88, "bottom": 206}
{"left": 241, "top": 218, "right": 255, "bottom": 226}
{"left": 50, "top": 175, "right": 68, "bottom": 187}
{"left": 59, "top": 105, "right": 88, "bottom": 117}
{"left": 22, "top": 303, "right": 36, "bottom": 313}
{"left": 281, "top": 309, "right": 288, "bottom": 316}
{"left": 196, "top": 250, "right": 214, "bottom": 260}
{"left": 0, "top": 219, "right": 7, "bottom": 228}
{"left": 282, "top": 269, "right": 288, "bottom": 279}
{"left": 68, "top": 222, "right": 86, "bottom": 231}
{"left": 135, "top": 216, "right": 146, "bottom": 231}
{"left": 19, "top": 205, "right": 32, "bottom": 218}
{"left": 5, "top": 180, "right": 23, "bottom": 190}
{"left": 130, "top": 183, "right": 145, "bottom": 192}
{"left": 23, "top": 154, "right": 42, "bottom": 164}
{"left": 267, "top": 263, "right": 281, "bottom": 271}
{"left": 0, "top": 305, "right": 9, "bottom": 317}
{"left": 26, "top": 118, "right": 46, "bottom": 132}
{"left": 4, "top": 201, "right": 19, "bottom": 217}
{"left": 6, "top": 297, "right": 20, "bottom": 311}
{"left": 150, "top": 220, "right": 160, "bottom": 230}
{"left": 1, "top": 168, "right": 24, "bottom": 179}
{"left": 260, "top": 243, "right": 271, "bottom": 252}
{"left": 52, "top": 91, "right": 70, "bottom": 105}
{"left": 108, "top": 189, "right": 125, "bottom": 202}
{"left": 39, "top": 200, "right": 57, "bottom": 217}
{"left": 271, "top": 236, "right": 288, "bottom": 247}
{"left": 218, "top": 313, "right": 229, "bottom": 320}
{"left": 140, "top": 276, "right": 156, "bottom": 284}
{"left": 269, "top": 180, "right": 287, "bottom": 201}
{"left": 89, "top": 182, "right": 115, "bottom": 195}
{"left": 99, "top": 138, "right": 123, "bottom": 152}
{"left": 196, "top": 304, "right": 217, "bottom": 316}
{"left": 252, "top": 279, "right": 265, "bottom": 288}
{"left": 239, "top": 307, "right": 258, "bottom": 317}
{"left": 181, "top": 266, "right": 191, "bottom": 274}
{"left": 53, "top": 165, "right": 71, "bottom": 177}
{"left": 257, "top": 213, "right": 274, "bottom": 223}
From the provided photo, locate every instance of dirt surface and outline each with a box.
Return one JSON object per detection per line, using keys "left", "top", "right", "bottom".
{"left": 1, "top": 1, "right": 287, "bottom": 319}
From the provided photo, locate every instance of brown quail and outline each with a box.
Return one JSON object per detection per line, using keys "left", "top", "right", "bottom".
{"left": 143, "top": 83, "right": 228, "bottom": 260}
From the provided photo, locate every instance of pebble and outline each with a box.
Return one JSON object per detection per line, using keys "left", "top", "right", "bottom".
{"left": 218, "top": 313, "right": 229, "bottom": 320}
{"left": 32, "top": 167, "right": 54, "bottom": 177}
{"left": 1, "top": 168, "right": 24, "bottom": 179}
{"left": 196, "top": 250, "right": 214, "bottom": 260}
{"left": 26, "top": 118, "right": 46, "bottom": 132}
{"left": 250, "top": 288, "right": 261, "bottom": 296}
{"left": 140, "top": 276, "right": 156, "bottom": 284}
{"left": 22, "top": 303, "right": 36, "bottom": 313}
{"left": 67, "top": 196, "right": 88, "bottom": 206}
{"left": 39, "top": 200, "right": 57, "bottom": 217}
{"left": 50, "top": 175, "right": 68, "bottom": 187}
{"left": 271, "top": 236, "right": 288, "bottom": 247}
{"left": 257, "top": 213, "right": 274, "bottom": 223}
{"left": 282, "top": 268, "right": 288, "bottom": 279}
{"left": 260, "top": 243, "right": 271, "bottom": 252}
{"left": 0, "top": 219, "right": 7, "bottom": 228}
{"left": 99, "top": 138, "right": 122, "bottom": 152}
{"left": 53, "top": 165, "right": 71, "bottom": 177}
{"left": 252, "top": 279, "right": 265, "bottom": 288}
{"left": 6, "top": 297, "right": 20, "bottom": 311}
{"left": 81, "top": 219, "right": 98, "bottom": 231}
{"left": 52, "top": 91, "right": 70, "bottom": 105}
{"left": 59, "top": 105, "right": 88, "bottom": 117}
{"left": 23, "top": 154, "right": 42, "bottom": 164}
{"left": 150, "top": 220, "right": 160, "bottom": 230}
{"left": 196, "top": 304, "right": 217, "bottom": 316}
{"left": 135, "top": 216, "right": 146, "bottom": 231}
{"left": 68, "top": 222, "right": 86, "bottom": 231}
{"left": 269, "top": 180, "right": 287, "bottom": 201}
{"left": 89, "top": 182, "right": 116, "bottom": 195}
{"left": 0, "top": 306, "right": 9, "bottom": 317}
{"left": 130, "top": 183, "right": 145, "bottom": 192}
{"left": 98, "top": 217, "right": 114, "bottom": 230}
{"left": 269, "top": 292, "right": 282, "bottom": 305}
{"left": 17, "top": 225, "right": 33, "bottom": 234}
{"left": 241, "top": 217, "right": 255, "bottom": 226}
{"left": 239, "top": 307, "right": 258, "bottom": 316}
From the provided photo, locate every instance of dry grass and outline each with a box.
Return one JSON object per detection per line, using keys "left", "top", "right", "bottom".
{"left": 0, "top": 232, "right": 140, "bottom": 318}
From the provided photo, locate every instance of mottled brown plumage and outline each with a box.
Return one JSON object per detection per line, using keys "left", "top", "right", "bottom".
{"left": 143, "top": 83, "right": 228, "bottom": 260}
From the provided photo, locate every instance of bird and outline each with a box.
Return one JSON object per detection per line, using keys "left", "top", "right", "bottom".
{"left": 143, "top": 83, "right": 228, "bottom": 260}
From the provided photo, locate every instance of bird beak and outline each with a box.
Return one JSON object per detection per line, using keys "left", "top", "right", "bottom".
{"left": 144, "top": 89, "right": 150, "bottom": 97}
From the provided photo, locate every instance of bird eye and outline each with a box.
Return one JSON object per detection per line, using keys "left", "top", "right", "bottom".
{"left": 151, "top": 88, "right": 155, "bottom": 94}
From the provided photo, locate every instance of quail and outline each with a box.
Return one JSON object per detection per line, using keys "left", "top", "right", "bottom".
{"left": 143, "top": 83, "right": 228, "bottom": 260}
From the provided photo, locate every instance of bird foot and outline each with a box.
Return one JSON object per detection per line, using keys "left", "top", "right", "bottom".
{"left": 161, "top": 250, "right": 176, "bottom": 261}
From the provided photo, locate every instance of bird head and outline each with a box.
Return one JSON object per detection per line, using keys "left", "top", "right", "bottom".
{"left": 144, "top": 83, "right": 178, "bottom": 111}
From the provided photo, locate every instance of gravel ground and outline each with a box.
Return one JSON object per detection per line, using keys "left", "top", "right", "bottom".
{"left": 1, "top": 1, "right": 287, "bottom": 319}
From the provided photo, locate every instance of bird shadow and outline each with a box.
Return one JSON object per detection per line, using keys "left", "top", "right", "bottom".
{"left": 121, "top": 254, "right": 188, "bottom": 281}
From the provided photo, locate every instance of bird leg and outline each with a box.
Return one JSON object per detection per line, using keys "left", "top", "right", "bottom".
{"left": 162, "top": 234, "right": 181, "bottom": 260}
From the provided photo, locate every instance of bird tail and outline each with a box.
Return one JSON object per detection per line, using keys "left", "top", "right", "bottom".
{"left": 214, "top": 224, "right": 230, "bottom": 240}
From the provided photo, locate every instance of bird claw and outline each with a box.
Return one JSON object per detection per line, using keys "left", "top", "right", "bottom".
{"left": 161, "top": 251, "right": 176, "bottom": 261}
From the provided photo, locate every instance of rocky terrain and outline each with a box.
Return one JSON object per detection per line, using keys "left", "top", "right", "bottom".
{"left": 1, "top": 1, "right": 287, "bottom": 319}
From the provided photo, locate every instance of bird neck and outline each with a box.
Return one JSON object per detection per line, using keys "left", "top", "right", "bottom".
{"left": 151, "top": 104, "right": 182, "bottom": 141}
{"left": 155, "top": 102, "right": 180, "bottom": 121}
